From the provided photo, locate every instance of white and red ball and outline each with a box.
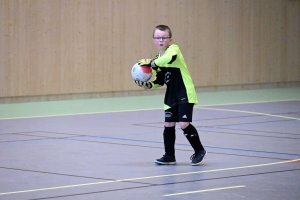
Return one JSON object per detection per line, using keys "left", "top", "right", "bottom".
{"left": 131, "top": 63, "right": 152, "bottom": 82}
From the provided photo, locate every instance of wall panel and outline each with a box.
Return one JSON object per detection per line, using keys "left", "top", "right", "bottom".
{"left": 0, "top": 0, "right": 299, "bottom": 101}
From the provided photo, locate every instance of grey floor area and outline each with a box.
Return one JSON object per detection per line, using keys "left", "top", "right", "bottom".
{"left": 0, "top": 99, "right": 300, "bottom": 199}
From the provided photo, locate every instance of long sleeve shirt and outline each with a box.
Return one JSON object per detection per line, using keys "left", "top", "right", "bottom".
{"left": 151, "top": 44, "right": 198, "bottom": 110}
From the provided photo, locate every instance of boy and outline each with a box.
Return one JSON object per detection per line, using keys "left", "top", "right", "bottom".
{"left": 135, "top": 25, "right": 206, "bottom": 166}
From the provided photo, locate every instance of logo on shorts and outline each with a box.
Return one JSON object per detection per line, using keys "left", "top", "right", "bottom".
{"left": 182, "top": 115, "right": 187, "bottom": 119}
{"left": 165, "top": 112, "right": 173, "bottom": 118}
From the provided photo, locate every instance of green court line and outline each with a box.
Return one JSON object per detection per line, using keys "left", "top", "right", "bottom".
{"left": 0, "top": 88, "right": 299, "bottom": 120}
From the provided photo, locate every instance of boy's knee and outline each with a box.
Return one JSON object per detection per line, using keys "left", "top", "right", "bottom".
{"left": 179, "top": 122, "right": 189, "bottom": 129}
{"left": 165, "top": 122, "right": 176, "bottom": 127}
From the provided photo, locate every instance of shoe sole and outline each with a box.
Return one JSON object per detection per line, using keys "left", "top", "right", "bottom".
{"left": 155, "top": 160, "right": 176, "bottom": 165}
{"left": 191, "top": 151, "right": 207, "bottom": 166}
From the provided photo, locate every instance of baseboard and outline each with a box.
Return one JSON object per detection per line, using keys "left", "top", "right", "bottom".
{"left": 1, "top": 82, "right": 299, "bottom": 104}
{"left": 195, "top": 82, "right": 300, "bottom": 93}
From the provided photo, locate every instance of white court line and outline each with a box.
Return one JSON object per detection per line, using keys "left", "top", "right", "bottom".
{"left": 0, "top": 158, "right": 299, "bottom": 196}
{"left": 196, "top": 107, "right": 300, "bottom": 121}
{"left": 197, "top": 99, "right": 299, "bottom": 107}
{"left": 163, "top": 185, "right": 246, "bottom": 196}
{"left": 0, "top": 99, "right": 299, "bottom": 121}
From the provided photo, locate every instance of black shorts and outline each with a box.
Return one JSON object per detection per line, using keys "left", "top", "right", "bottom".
{"left": 165, "top": 103, "right": 194, "bottom": 122}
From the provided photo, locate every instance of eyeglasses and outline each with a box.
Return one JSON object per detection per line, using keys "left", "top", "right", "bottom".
{"left": 153, "top": 37, "right": 170, "bottom": 41}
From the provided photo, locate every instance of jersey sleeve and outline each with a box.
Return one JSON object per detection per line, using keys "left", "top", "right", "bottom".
{"left": 150, "top": 68, "right": 164, "bottom": 88}
{"left": 153, "top": 45, "right": 178, "bottom": 67}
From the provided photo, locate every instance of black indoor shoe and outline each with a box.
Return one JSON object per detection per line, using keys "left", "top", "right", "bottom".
{"left": 155, "top": 154, "right": 176, "bottom": 165}
{"left": 190, "top": 150, "right": 207, "bottom": 166}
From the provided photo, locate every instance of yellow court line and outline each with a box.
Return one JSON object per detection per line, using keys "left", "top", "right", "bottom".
{"left": 163, "top": 185, "right": 246, "bottom": 196}
{"left": 196, "top": 107, "right": 300, "bottom": 121}
{"left": 0, "top": 158, "right": 299, "bottom": 196}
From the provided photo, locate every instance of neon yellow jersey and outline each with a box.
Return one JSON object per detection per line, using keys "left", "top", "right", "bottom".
{"left": 150, "top": 44, "right": 198, "bottom": 110}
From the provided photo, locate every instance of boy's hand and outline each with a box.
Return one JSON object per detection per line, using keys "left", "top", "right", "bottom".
{"left": 138, "top": 59, "right": 152, "bottom": 67}
{"left": 134, "top": 80, "right": 152, "bottom": 89}
{"left": 138, "top": 58, "right": 158, "bottom": 70}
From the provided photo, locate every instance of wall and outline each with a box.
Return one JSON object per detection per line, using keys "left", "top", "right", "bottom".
{"left": 1, "top": 0, "right": 300, "bottom": 102}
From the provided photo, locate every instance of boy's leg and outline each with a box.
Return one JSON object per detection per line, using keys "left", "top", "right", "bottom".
{"left": 155, "top": 126, "right": 176, "bottom": 165}
{"left": 182, "top": 123, "right": 206, "bottom": 166}
{"left": 178, "top": 103, "right": 206, "bottom": 166}
{"left": 155, "top": 107, "right": 178, "bottom": 165}
{"left": 163, "top": 126, "right": 176, "bottom": 156}
{"left": 182, "top": 123, "right": 204, "bottom": 151}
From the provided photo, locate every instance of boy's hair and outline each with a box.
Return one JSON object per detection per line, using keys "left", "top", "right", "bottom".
{"left": 153, "top": 25, "right": 172, "bottom": 38}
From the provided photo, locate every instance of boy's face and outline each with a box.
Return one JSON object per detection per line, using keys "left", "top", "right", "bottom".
{"left": 153, "top": 29, "right": 172, "bottom": 52}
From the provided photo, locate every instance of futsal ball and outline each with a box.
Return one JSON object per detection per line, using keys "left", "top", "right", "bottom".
{"left": 131, "top": 63, "right": 152, "bottom": 82}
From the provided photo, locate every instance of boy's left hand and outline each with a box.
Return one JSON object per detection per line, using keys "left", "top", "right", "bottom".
{"left": 138, "top": 59, "right": 152, "bottom": 67}
{"left": 138, "top": 59, "right": 158, "bottom": 70}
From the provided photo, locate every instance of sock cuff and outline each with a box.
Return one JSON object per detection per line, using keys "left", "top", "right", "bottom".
{"left": 182, "top": 123, "right": 196, "bottom": 133}
{"left": 164, "top": 126, "right": 175, "bottom": 133}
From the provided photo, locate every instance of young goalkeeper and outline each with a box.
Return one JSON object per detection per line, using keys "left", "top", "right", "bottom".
{"left": 135, "top": 25, "right": 206, "bottom": 166}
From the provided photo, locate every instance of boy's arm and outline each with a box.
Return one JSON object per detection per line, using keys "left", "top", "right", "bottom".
{"left": 152, "top": 47, "right": 177, "bottom": 68}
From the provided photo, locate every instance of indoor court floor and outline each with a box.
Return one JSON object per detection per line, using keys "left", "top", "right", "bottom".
{"left": 0, "top": 87, "right": 300, "bottom": 200}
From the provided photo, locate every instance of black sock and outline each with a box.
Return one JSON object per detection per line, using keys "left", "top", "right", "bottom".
{"left": 163, "top": 126, "right": 176, "bottom": 156}
{"left": 182, "top": 124, "right": 204, "bottom": 151}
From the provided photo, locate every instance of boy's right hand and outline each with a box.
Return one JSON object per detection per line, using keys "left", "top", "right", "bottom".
{"left": 134, "top": 80, "right": 152, "bottom": 89}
